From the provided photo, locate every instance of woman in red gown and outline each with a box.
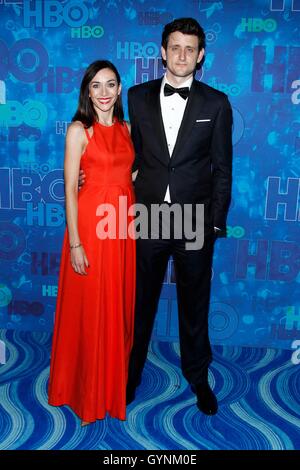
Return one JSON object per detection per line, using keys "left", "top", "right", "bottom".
{"left": 48, "top": 61, "right": 136, "bottom": 425}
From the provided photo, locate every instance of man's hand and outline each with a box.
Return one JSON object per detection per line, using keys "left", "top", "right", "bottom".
{"left": 78, "top": 169, "right": 86, "bottom": 189}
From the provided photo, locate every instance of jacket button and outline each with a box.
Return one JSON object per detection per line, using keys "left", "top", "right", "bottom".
{"left": 170, "top": 167, "right": 175, "bottom": 172}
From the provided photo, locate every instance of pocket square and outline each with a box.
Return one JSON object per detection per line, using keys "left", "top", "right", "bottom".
{"left": 196, "top": 119, "right": 211, "bottom": 122}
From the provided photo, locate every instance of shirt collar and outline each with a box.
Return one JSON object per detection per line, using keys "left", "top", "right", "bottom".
{"left": 161, "top": 74, "right": 193, "bottom": 92}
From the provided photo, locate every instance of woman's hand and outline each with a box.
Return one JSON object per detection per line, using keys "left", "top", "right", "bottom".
{"left": 70, "top": 245, "right": 89, "bottom": 275}
{"left": 78, "top": 169, "right": 86, "bottom": 189}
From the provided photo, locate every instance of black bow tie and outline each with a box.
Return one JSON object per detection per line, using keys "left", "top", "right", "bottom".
{"left": 164, "top": 83, "right": 190, "bottom": 100}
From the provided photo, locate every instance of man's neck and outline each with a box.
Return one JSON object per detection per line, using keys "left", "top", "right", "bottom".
{"left": 165, "top": 71, "right": 193, "bottom": 88}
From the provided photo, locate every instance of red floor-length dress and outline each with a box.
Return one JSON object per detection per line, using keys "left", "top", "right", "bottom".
{"left": 48, "top": 120, "right": 136, "bottom": 422}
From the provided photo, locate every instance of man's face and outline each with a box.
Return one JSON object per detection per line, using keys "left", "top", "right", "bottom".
{"left": 161, "top": 31, "right": 204, "bottom": 82}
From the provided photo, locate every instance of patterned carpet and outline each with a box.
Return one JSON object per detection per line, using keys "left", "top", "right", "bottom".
{"left": 0, "top": 329, "right": 299, "bottom": 450}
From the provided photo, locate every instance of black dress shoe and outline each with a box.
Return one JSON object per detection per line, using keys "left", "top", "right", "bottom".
{"left": 192, "top": 383, "right": 218, "bottom": 415}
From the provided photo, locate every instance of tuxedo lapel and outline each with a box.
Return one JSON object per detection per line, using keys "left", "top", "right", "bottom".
{"left": 171, "top": 80, "right": 205, "bottom": 164}
{"left": 147, "top": 79, "right": 170, "bottom": 165}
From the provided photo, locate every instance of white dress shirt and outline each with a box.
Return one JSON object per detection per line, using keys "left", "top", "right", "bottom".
{"left": 160, "top": 74, "right": 193, "bottom": 203}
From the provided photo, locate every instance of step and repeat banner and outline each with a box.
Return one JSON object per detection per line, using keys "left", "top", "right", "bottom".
{"left": 0, "top": 0, "right": 299, "bottom": 349}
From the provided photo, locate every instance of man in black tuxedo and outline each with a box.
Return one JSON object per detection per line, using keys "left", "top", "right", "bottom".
{"left": 126, "top": 18, "right": 233, "bottom": 415}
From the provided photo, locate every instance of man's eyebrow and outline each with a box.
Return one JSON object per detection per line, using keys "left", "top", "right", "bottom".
{"left": 169, "top": 43, "right": 196, "bottom": 48}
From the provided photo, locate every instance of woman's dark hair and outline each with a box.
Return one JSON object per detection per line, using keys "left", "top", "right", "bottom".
{"left": 161, "top": 17, "right": 206, "bottom": 52}
{"left": 72, "top": 60, "right": 124, "bottom": 128}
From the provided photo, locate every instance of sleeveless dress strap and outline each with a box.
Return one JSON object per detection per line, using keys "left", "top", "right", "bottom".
{"left": 84, "top": 126, "right": 92, "bottom": 141}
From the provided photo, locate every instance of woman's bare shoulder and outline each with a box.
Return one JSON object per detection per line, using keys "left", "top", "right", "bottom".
{"left": 66, "top": 121, "right": 87, "bottom": 141}
{"left": 68, "top": 121, "right": 85, "bottom": 133}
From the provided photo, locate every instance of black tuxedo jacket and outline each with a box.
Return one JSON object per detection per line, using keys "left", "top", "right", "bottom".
{"left": 128, "top": 78, "right": 233, "bottom": 234}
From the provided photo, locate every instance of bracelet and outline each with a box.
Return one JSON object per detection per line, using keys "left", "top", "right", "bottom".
{"left": 70, "top": 242, "right": 82, "bottom": 249}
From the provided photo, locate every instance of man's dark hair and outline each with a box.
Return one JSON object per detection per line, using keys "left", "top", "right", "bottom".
{"left": 161, "top": 17, "right": 206, "bottom": 51}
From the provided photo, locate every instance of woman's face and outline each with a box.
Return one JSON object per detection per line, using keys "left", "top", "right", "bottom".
{"left": 88, "top": 68, "right": 121, "bottom": 116}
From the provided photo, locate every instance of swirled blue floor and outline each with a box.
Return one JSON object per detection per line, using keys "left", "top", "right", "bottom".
{"left": 0, "top": 329, "right": 299, "bottom": 450}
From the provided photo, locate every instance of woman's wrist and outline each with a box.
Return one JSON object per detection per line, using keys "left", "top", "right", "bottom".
{"left": 70, "top": 242, "right": 82, "bottom": 249}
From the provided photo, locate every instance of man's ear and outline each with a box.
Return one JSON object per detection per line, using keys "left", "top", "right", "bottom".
{"left": 197, "top": 48, "right": 205, "bottom": 64}
{"left": 161, "top": 46, "right": 167, "bottom": 62}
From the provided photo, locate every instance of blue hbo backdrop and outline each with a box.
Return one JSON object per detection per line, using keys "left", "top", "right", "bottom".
{"left": 0, "top": 0, "right": 299, "bottom": 349}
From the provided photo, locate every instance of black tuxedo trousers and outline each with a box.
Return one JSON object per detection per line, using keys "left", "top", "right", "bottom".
{"left": 127, "top": 218, "right": 215, "bottom": 389}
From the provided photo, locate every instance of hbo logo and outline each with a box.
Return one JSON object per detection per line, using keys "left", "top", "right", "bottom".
{"left": 117, "top": 41, "right": 159, "bottom": 60}
{"left": 0, "top": 39, "right": 48, "bottom": 83}
{"left": 71, "top": 25, "right": 104, "bottom": 39}
{"left": 0, "top": 100, "right": 47, "bottom": 128}
{"left": 240, "top": 18, "right": 277, "bottom": 33}
{"left": 23, "top": 0, "right": 89, "bottom": 28}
